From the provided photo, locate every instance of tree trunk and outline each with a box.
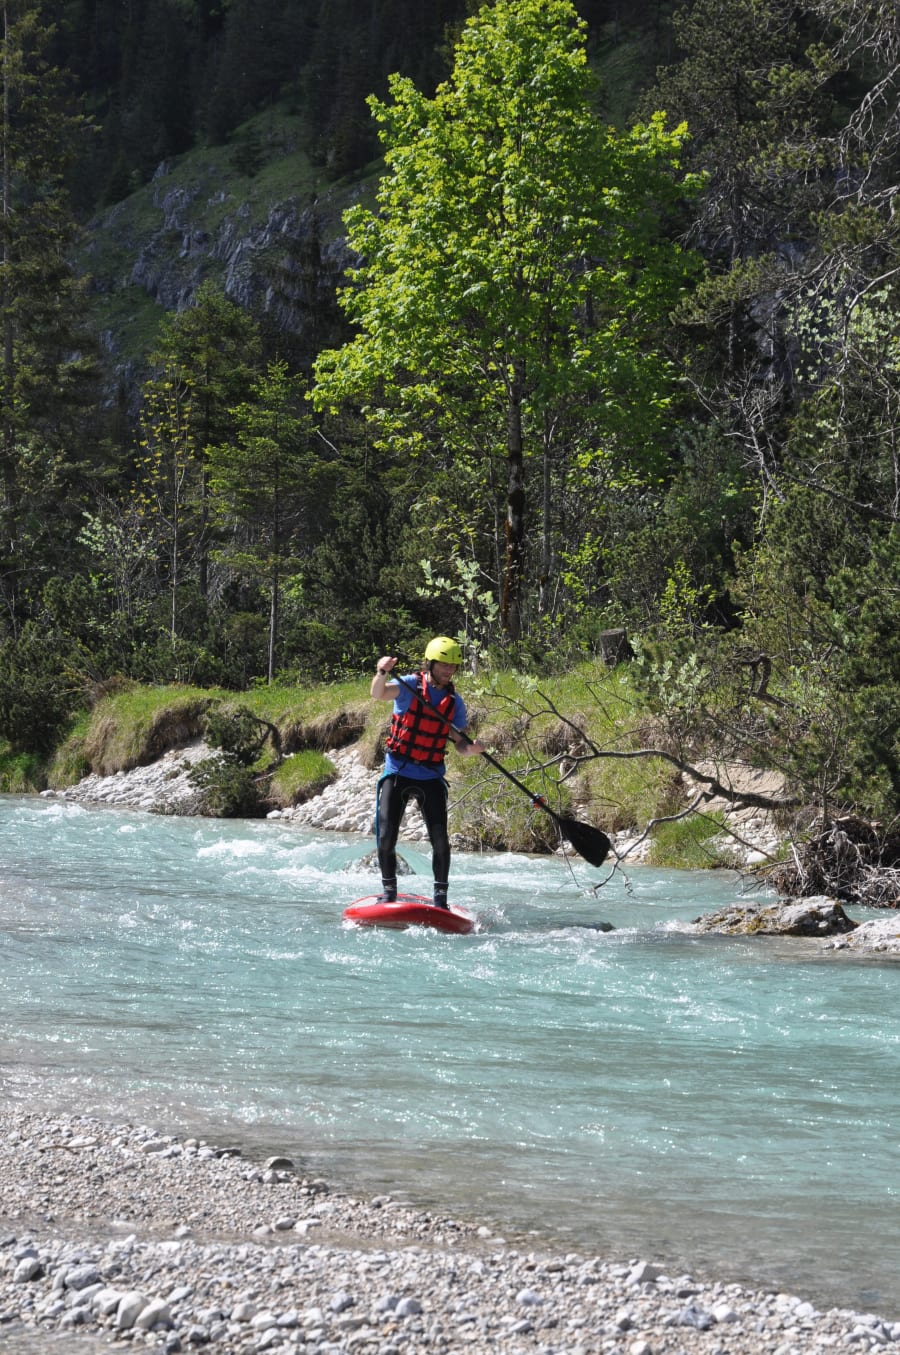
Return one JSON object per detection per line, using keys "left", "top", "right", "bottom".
{"left": 539, "top": 416, "right": 552, "bottom": 616}
{"left": 170, "top": 478, "right": 179, "bottom": 642}
{"left": 598, "top": 628, "right": 630, "bottom": 665}
{"left": 268, "top": 569, "right": 278, "bottom": 686}
{"left": 502, "top": 360, "right": 526, "bottom": 641}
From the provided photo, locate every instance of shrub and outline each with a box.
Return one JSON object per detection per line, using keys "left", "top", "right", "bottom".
{"left": 187, "top": 703, "right": 280, "bottom": 817}
{"left": 0, "top": 744, "right": 45, "bottom": 792}
{"left": 187, "top": 755, "right": 262, "bottom": 817}
{"left": 0, "top": 625, "right": 83, "bottom": 755}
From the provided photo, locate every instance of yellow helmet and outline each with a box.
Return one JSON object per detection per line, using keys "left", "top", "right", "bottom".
{"left": 424, "top": 635, "right": 463, "bottom": 666}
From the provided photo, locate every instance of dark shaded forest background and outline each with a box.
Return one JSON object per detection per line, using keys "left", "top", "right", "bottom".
{"left": 2, "top": 0, "right": 900, "bottom": 832}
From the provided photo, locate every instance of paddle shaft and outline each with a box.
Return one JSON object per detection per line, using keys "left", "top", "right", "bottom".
{"left": 389, "top": 670, "right": 559, "bottom": 813}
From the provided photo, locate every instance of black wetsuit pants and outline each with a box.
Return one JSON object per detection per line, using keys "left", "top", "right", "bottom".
{"left": 376, "top": 773, "right": 450, "bottom": 887}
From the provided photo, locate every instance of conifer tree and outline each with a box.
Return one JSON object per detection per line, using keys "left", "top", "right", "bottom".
{"left": 142, "top": 282, "right": 262, "bottom": 611}
{"left": 202, "top": 0, "right": 308, "bottom": 145}
{"left": 208, "top": 359, "right": 315, "bottom": 683}
{"left": 0, "top": 0, "right": 97, "bottom": 634}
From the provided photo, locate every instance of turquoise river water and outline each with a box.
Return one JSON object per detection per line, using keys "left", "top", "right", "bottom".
{"left": 2, "top": 794, "right": 899, "bottom": 1319}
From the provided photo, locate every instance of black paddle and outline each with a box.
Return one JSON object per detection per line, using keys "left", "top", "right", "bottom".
{"left": 388, "top": 669, "right": 612, "bottom": 868}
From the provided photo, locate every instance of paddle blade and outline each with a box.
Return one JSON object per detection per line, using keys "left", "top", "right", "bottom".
{"left": 557, "top": 815, "right": 612, "bottom": 867}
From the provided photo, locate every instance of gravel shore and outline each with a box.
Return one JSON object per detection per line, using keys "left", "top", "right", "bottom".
{"left": 1, "top": 1111, "right": 897, "bottom": 1355}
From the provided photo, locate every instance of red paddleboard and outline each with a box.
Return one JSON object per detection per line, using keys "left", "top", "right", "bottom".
{"left": 343, "top": 893, "right": 475, "bottom": 934}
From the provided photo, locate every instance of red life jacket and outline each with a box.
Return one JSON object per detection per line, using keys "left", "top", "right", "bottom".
{"left": 386, "top": 671, "right": 457, "bottom": 765}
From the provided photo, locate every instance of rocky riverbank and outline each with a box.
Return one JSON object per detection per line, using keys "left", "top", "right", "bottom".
{"left": 2, "top": 1111, "right": 899, "bottom": 1355}
{"left": 51, "top": 744, "right": 430, "bottom": 844}
{"left": 51, "top": 743, "right": 779, "bottom": 864}
{"left": 51, "top": 741, "right": 214, "bottom": 817}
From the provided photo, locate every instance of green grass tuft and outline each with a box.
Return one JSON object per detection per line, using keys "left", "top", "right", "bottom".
{"left": 646, "top": 811, "right": 739, "bottom": 869}
{"left": 269, "top": 749, "right": 337, "bottom": 807}
{"left": 466, "top": 662, "right": 681, "bottom": 841}
{"left": 31, "top": 709, "right": 93, "bottom": 790}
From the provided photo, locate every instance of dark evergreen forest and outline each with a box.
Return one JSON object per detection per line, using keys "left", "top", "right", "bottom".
{"left": 1, "top": 0, "right": 899, "bottom": 836}
{"left": 54, "top": 0, "right": 669, "bottom": 191}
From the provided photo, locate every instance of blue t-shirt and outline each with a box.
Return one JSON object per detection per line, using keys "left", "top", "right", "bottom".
{"left": 384, "top": 673, "right": 468, "bottom": 780}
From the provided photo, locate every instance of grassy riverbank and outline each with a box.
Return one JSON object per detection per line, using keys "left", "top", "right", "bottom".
{"left": 1, "top": 663, "right": 745, "bottom": 868}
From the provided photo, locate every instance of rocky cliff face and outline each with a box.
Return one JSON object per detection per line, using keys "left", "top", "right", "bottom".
{"left": 82, "top": 136, "right": 359, "bottom": 401}
{"left": 123, "top": 164, "right": 352, "bottom": 319}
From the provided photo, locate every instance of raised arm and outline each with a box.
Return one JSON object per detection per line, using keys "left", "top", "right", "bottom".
{"left": 371, "top": 654, "right": 399, "bottom": 700}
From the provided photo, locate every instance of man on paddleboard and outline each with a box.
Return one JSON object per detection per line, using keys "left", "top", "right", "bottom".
{"left": 371, "top": 637, "right": 485, "bottom": 908}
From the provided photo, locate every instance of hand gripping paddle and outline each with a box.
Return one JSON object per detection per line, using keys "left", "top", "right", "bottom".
{"left": 390, "top": 671, "right": 611, "bottom": 867}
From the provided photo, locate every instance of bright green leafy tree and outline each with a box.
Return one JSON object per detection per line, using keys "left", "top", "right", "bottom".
{"left": 313, "top": 0, "right": 702, "bottom": 641}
